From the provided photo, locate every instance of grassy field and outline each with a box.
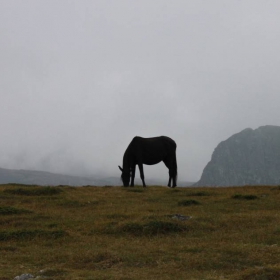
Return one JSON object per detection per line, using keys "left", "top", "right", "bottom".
{"left": 0, "top": 184, "right": 279, "bottom": 280}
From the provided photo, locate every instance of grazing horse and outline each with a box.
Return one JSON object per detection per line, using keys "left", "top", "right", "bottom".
{"left": 118, "top": 136, "right": 177, "bottom": 188}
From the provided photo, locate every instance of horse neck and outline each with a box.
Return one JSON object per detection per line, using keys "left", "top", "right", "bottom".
{"left": 123, "top": 150, "right": 131, "bottom": 171}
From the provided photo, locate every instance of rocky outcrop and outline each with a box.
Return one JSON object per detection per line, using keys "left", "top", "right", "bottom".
{"left": 195, "top": 125, "right": 280, "bottom": 186}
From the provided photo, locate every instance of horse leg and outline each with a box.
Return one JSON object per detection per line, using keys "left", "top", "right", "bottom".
{"left": 164, "top": 157, "right": 177, "bottom": 188}
{"left": 171, "top": 162, "right": 177, "bottom": 188}
{"left": 130, "top": 165, "right": 136, "bottom": 187}
{"left": 138, "top": 163, "right": 146, "bottom": 187}
{"left": 167, "top": 169, "right": 176, "bottom": 188}
{"left": 168, "top": 171, "right": 172, "bottom": 187}
{"left": 168, "top": 169, "right": 178, "bottom": 187}
{"left": 163, "top": 158, "right": 172, "bottom": 187}
{"left": 172, "top": 153, "right": 177, "bottom": 188}
{"left": 171, "top": 169, "right": 177, "bottom": 188}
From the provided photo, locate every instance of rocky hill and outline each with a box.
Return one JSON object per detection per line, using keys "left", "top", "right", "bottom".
{"left": 195, "top": 125, "right": 280, "bottom": 186}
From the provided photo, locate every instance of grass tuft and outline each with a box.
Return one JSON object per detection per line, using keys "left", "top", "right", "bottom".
{"left": 69, "top": 251, "right": 122, "bottom": 270}
{"left": 232, "top": 194, "right": 258, "bottom": 200}
{"left": 143, "top": 220, "right": 187, "bottom": 234}
{"left": 240, "top": 266, "right": 280, "bottom": 280}
{"left": 0, "top": 206, "right": 31, "bottom": 215}
{"left": 3, "top": 186, "right": 63, "bottom": 196}
{"left": 115, "top": 220, "right": 187, "bottom": 236}
{"left": 185, "top": 191, "right": 210, "bottom": 196}
{"left": 0, "top": 229, "right": 66, "bottom": 241}
{"left": 38, "top": 268, "right": 66, "bottom": 277}
{"left": 119, "top": 222, "right": 143, "bottom": 235}
{"left": 178, "top": 199, "right": 200, "bottom": 206}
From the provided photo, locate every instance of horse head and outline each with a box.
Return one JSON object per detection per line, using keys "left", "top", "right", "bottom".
{"left": 118, "top": 166, "right": 130, "bottom": 187}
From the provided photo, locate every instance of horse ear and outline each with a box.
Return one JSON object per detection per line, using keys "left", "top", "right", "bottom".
{"left": 118, "top": 166, "right": 123, "bottom": 172}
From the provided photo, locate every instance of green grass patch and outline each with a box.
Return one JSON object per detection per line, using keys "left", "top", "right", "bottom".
{"left": 126, "top": 188, "right": 144, "bottom": 193}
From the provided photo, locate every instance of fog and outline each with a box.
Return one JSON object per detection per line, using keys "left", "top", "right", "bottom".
{"left": 1, "top": 1, "right": 280, "bottom": 182}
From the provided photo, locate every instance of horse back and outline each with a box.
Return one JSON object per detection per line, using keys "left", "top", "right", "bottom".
{"left": 126, "top": 136, "right": 176, "bottom": 164}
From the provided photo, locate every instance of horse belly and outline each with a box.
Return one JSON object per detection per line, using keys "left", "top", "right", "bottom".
{"left": 143, "top": 159, "right": 162, "bottom": 165}
{"left": 142, "top": 155, "right": 163, "bottom": 165}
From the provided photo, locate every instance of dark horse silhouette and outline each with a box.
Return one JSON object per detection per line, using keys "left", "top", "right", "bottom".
{"left": 118, "top": 136, "right": 177, "bottom": 188}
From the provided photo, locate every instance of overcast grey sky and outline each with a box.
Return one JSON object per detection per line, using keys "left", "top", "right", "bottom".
{"left": 1, "top": 1, "right": 280, "bottom": 182}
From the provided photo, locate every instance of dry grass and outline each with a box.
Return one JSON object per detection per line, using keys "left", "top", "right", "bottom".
{"left": 0, "top": 184, "right": 280, "bottom": 279}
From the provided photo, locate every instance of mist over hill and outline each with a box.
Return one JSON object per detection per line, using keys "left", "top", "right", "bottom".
{"left": 0, "top": 167, "right": 193, "bottom": 187}
{"left": 195, "top": 125, "right": 280, "bottom": 186}
{"left": 0, "top": 167, "right": 102, "bottom": 186}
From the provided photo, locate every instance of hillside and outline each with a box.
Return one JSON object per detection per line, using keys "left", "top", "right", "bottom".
{"left": 1, "top": 184, "right": 279, "bottom": 279}
{"left": 195, "top": 125, "right": 280, "bottom": 186}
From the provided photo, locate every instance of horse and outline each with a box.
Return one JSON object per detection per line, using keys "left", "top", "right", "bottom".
{"left": 118, "top": 136, "right": 177, "bottom": 188}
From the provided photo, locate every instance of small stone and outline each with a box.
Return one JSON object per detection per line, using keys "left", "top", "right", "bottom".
{"left": 172, "top": 214, "right": 192, "bottom": 221}
{"left": 14, "top": 274, "right": 34, "bottom": 280}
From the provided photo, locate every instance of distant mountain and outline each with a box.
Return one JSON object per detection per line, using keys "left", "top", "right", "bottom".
{"left": 195, "top": 125, "right": 280, "bottom": 186}
{"left": 0, "top": 167, "right": 194, "bottom": 187}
